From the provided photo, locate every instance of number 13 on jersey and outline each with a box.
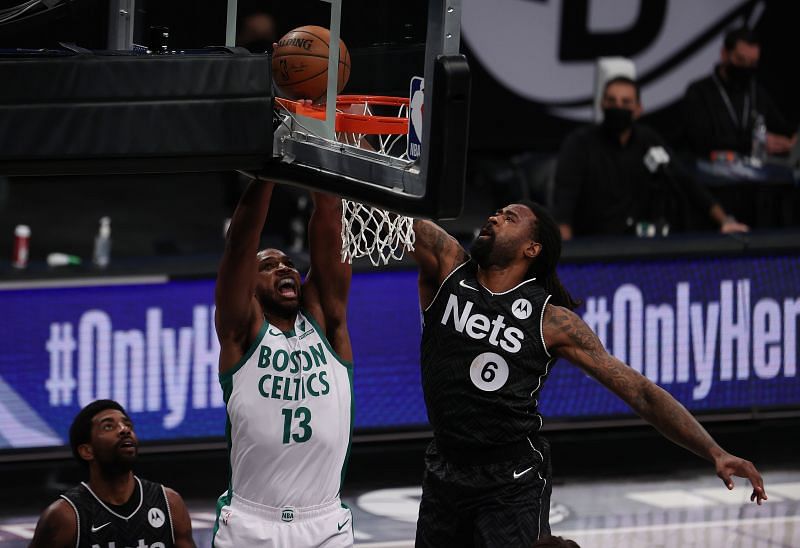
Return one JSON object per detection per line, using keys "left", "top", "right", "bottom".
{"left": 281, "top": 406, "right": 312, "bottom": 443}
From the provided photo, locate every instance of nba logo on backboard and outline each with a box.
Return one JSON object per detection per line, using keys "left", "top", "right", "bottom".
{"left": 408, "top": 76, "right": 424, "bottom": 161}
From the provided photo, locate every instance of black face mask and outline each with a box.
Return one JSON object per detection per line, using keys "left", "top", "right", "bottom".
{"left": 724, "top": 63, "right": 756, "bottom": 88}
{"left": 602, "top": 107, "right": 634, "bottom": 135}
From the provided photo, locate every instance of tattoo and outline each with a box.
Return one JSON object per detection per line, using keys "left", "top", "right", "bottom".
{"left": 449, "top": 246, "right": 469, "bottom": 270}
{"left": 544, "top": 305, "right": 648, "bottom": 409}
{"left": 544, "top": 305, "right": 718, "bottom": 458}
{"left": 544, "top": 305, "right": 604, "bottom": 362}
{"left": 413, "top": 219, "right": 446, "bottom": 254}
{"left": 413, "top": 219, "right": 468, "bottom": 272}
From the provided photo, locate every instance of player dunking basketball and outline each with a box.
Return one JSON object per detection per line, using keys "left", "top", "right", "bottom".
{"left": 212, "top": 178, "right": 354, "bottom": 547}
{"left": 29, "top": 400, "right": 195, "bottom": 548}
{"left": 411, "top": 201, "right": 767, "bottom": 546}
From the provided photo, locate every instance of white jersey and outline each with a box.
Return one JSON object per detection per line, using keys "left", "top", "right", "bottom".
{"left": 219, "top": 310, "right": 353, "bottom": 509}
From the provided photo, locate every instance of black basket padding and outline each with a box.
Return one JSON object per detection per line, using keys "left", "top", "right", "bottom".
{"left": 0, "top": 50, "right": 273, "bottom": 173}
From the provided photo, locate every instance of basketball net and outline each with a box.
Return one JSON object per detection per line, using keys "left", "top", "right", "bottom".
{"left": 274, "top": 96, "right": 416, "bottom": 266}
{"left": 337, "top": 97, "right": 415, "bottom": 265}
{"left": 340, "top": 199, "right": 415, "bottom": 266}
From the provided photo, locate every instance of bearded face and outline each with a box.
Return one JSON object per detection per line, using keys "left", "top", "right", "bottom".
{"left": 84, "top": 410, "right": 139, "bottom": 475}
{"left": 469, "top": 214, "right": 528, "bottom": 268}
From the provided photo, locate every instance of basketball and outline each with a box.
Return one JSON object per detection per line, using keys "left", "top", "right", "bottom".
{"left": 272, "top": 25, "right": 351, "bottom": 103}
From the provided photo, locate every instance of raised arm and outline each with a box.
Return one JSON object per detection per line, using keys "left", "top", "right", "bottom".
{"left": 29, "top": 499, "right": 76, "bottom": 548}
{"left": 165, "top": 487, "right": 196, "bottom": 548}
{"left": 410, "top": 219, "right": 468, "bottom": 309}
{"left": 542, "top": 304, "right": 767, "bottom": 504}
{"left": 302, "top": 193, "right": 353, "bottom": 362}
{"left": 215, "top": 178, "right": 275, "bottom": 373}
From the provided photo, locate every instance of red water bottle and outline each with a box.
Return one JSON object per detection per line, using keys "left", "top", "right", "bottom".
{"left": 12, "top": 224, "right": 30, "bottom": 269}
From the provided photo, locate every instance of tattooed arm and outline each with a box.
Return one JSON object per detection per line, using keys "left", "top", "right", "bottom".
{"left": 542, "top": 304, "right": 768, "bottom": 504}
{"left": 410, "top": 220, "right": 468, "bottom": 310}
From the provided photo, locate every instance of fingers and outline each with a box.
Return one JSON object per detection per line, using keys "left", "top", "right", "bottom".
{"left": 750, "top": 485, "right": 767, "bottom": 505}
{"left": 718, "top": 471, "right": 734, "bottom": 490}
{"left": 720, "top": 222, "right": 749, "bottom": 234}
{"left": 750, "top": 487, "right": 768, "bottom": 505}
{"left": 716, "top": 455, "right": 769, "bottom": 504}
{"left": 747, "top": 468, "right": 768, "bottom": 505}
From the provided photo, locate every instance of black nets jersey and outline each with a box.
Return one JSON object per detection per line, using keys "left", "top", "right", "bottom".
{"left": 421, "top": 259, "right": 555, "bottom": 448}
{"left": 60, "top": 476, "right": 174, "bottom": 548}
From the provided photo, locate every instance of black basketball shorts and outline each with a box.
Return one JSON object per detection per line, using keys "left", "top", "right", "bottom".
{"left": 415, "top": 436, "right": 552, "bottom": 547}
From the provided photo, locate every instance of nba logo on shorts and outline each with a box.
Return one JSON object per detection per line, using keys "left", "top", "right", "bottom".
{"left": 281, "top": 506, "right": 295, "bottom": 522}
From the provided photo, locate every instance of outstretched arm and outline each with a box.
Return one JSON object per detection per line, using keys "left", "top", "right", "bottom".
{"left": 302, "top": 193, "right": 353, "bottom": 362}
{"left": 410, "top": 219, "right": 468, "bottom": 310}
{"left": 166, "top": 488, "right": 196, "bottom": 548}
{"left": 542, "top": 304, "right": 768, "bottom": 504}
{"left": 215, "top": 178, "right": 275, "bottom": 373}
{"left": 29, "top": 499, "right": 76, "bottom": 548}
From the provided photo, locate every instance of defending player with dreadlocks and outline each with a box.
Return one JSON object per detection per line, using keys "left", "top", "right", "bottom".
{"left": 410, "top": 201, "right": 767, "bottom": 546}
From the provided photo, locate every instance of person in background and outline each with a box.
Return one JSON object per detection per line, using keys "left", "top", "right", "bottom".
{"left": 682, "top": 27, "right": 796, "bottom": 160}
{"left": 29, "top": 400, "right": 195, "bottom": 548}
{"left": 554, "top": 77, "right": 748, "bottom": 240}
{"left": 236, "top": 6, "right": 277, "bottom": 53}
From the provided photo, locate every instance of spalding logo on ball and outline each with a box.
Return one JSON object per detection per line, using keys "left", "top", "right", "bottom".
{"left": 272, "top": 25, "right": 351, "bottom": 103}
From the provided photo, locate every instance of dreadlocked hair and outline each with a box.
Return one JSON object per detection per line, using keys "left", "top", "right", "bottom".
{"left": 517, "top": 200, "right": 581, "bottom": 310}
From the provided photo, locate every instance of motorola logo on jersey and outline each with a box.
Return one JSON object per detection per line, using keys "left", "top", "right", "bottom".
{"left": 441, "top": 294, "right": 524, "bottom": 353}
{"left": 512, "top": 298, "right": 533, "bottom": 320}
{"left": 461, "top": 0, "right": 764, "bottom": 119}
{"left": 147, "top": 507, "right": 165, "bottom": 528}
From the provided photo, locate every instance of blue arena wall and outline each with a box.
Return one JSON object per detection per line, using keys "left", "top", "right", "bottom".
{"left": 0, "top": 253, "right": 798, "bottom": 450}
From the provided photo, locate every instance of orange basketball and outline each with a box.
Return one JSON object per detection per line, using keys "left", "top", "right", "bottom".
{"left": 272, "top": 25, "right": 351, "bottom": 103}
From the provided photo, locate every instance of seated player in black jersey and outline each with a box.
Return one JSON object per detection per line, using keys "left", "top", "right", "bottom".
{"left": 410, "top": 202, "right": 766, "bottom": 547}
{"left": 29, "top": 400, "right": 195, "bottom": 548}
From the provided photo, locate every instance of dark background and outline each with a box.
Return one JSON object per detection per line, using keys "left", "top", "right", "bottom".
{"left": 0, "top": 0, "right": 797, "bottom": 263}
{"left": 1, "top": 0, "right": 797, "bottom": 151}
{"left": 0, "top": 0, "right": 800, "bottom": 266}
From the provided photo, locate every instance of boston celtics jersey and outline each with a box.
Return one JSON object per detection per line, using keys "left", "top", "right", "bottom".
{"left": 219, "top": 310, "right": 353, "bottom": 509}
{"left": 421, "top": 259, "right": 555, "bottom": 449}
{"left": 60, "top": 477, "right": 174, "bottom": 548}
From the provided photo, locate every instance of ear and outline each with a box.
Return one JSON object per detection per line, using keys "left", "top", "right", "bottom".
{"left": 77, "top": 443, "right": 94, "bottom": 463}
{"left": 525, "top": 241, "right": 542, "bottom": 260}
{"left": 720, "top": 45, "right": 729, "bottom": 63}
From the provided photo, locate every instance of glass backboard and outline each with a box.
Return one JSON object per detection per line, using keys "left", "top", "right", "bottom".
{"left": 258, "top": 0, "right": 470, "bottom": 219}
